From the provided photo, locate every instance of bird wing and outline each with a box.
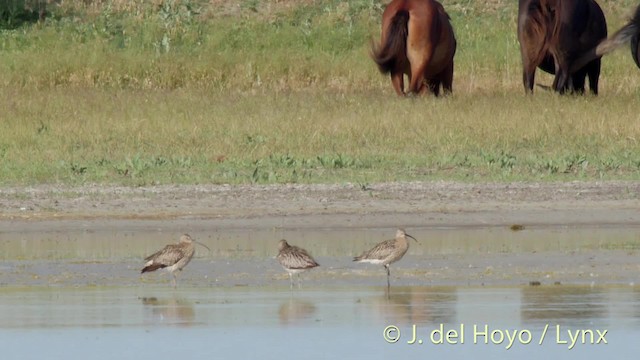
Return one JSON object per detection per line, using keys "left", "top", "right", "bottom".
{"left": 278, "top": 246, "right": 319, "bottom": 269}
{"left": 144, "top": 244, "right": 185, "bottom": 266}
{"left": 355, "top": 239, "right": 396, "bottom": 261}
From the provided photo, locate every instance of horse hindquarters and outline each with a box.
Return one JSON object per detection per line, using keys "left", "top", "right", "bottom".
{"left": 428, "top": 36, "right": 455, "bottom": 96}
{"left": 404, "top": 4, "right": 439, "bottom": 94}
{"left": 439, "top": 14, "right": 456, "bottom": 94}
{"left": 407, "top": 2, "right": 457, "bottom": 95}
{"left": 373, "top": 0, "right": 455, "bottom": 96}
{"left": 553, "top": 0, "right": 606, "bottom": 94}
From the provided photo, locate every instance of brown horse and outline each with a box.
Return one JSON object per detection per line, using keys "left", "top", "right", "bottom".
{"left": 571, "top": 4, "right": 640, "bottom": 72}
{"left": 518, "top": 0, "right": 607, "bottom": 94}
{"left": 371, "top": 0, "right": 456, "bottom": 96}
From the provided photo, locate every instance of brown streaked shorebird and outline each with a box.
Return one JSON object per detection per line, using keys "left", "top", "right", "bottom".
{"left": 353, "top": 229, "right": 418, "bottom": 289}
{"left": 141, "top": 234, "right": 211, "bottom": 288}
{"left": 277, "top": 239, "right": 320, "bottom": 289}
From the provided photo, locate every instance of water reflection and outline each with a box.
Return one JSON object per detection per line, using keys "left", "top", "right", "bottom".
{"left": 140, "top": 296, "right": 196, "bottom": 327}
{"left": 278, "top": 298, "right": 317, "bottom": 325}
{"left": 1, "top": 285, "right": 636, "bottom": 330}
{"left": 367, "top": 286, "right": 457, "bottom": 325}
{"left": 1, "top": 285, "right": 639, "bottom": 359}
{"left": 521, "top": 286, "right": 608, "bottom": 326}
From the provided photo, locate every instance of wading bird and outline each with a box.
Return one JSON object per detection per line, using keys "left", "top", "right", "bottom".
{"left": 277, "top": 239, "right": 319, "bottom": 289}
{"left": 353, "top": 229, "right": 418, "bottom": 289}
{"left": 141, "top": 234, "right": 210, "bottom": 288}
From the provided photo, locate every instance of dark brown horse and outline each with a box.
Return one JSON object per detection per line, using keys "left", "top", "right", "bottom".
{"left": 518, "top": 0, "right": 640, "bottom": 94}
{"left": 518, "top": 0, "right": 607, "bottom": 94}
{"left": 570, "top": 4, "right": 640, "bottom": 72}
{"left": 371, "top": 0, "right": 457, "bottom": 96}
{"left": 633, "top": 29, "right": 640, "bottom": 68}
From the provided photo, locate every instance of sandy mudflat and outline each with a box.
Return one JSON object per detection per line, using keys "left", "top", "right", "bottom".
{"left": 0, "top": 181, "right": 638, "bottom": 287}
{"left": 0, "top": 180, "right": 639, "bottom": 225}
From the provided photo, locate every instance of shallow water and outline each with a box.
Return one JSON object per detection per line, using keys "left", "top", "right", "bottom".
{"left": 0, "top": 285, "right": 638, "bottom": 359}
{"left": 1, "top": 221, "right": 639, "bottom": 260}
{"left": 1, "top": 222, "right": 640, "bottom": 357}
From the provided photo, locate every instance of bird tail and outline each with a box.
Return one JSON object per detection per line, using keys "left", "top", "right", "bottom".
{"left": 353, "top": 255, "right": 363, "bottom": 262}
{"left": 141, "top": 263, "right": 165, "bottom": 274}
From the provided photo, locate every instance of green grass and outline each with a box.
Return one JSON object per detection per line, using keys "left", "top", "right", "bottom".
{"left": 1, "top": 0, "right": 639, "bottom": 186}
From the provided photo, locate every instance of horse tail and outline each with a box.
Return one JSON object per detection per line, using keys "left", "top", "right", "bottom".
{"left": 632, "top": 36, "right": 640, "bottom": 68}
{"left": 371, "top": 10, "right": 409, "bottom": 74}
{"left": 570, "top": 4, "right": 640, "bottom": 73}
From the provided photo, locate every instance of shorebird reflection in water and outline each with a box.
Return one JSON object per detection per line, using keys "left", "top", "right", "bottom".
{"left": 353, "top": 229, "right": 418, "bottom": 289}
{"left": 277, "top": 239, "right": 320, "bottom": 289}
{"left": 141, "top": 234, "right": 211, "bottom": 288}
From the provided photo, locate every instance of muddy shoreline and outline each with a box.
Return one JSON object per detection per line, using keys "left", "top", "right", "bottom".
{"left": 1, "top": 181, "right": 639, "bottom": 288}
{"left": 1, "top": 181, "right": 639, "bottom": 224}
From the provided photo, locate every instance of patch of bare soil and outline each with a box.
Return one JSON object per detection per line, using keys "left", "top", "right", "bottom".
{"left": 0, "top": 181, "right": 638, "bottom": 226}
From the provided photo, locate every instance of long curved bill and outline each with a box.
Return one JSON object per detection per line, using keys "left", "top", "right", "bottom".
{"left": 195, "top": 241, "right": 211, "bottom": 252}
{"left": 406, "top": 233, "right": 419, "bottom": 244}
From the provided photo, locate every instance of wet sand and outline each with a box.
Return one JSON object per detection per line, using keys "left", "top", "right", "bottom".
{"left": 1, "top": 181, "right": 639, "bottom": 287}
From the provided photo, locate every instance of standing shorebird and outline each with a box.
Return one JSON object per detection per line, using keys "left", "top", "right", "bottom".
{"left": 353, "top": 229, "right": 418, "bottom": 289}
{"left": 141, "top": 234, "right": 210, "bottom": 288}
{"left": 277, "top": 239, "right": 319, "bottom": 289}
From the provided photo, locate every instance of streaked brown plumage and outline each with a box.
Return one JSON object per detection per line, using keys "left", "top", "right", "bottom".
{"left": 353, "top": 229, "right": 418, "bottom": 288}
{"left": 277, "top": 239, "right": 319, "bottom": 289}
{"left": 141, "top": 234, "right": 210, "bottom": 288}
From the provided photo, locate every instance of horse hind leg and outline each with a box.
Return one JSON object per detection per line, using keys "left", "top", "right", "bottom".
{"left": 440, "top": 61, "right": 454, "bottom": 95}
{"left": 553, "top": 70, "right": 571, "bottom": 94}
{"left": 521, "top": 46, "right": 548, "bottom": 93}
{"left": 425, "top": 79, "right": 441, "bottom": 96}
{"left": 586, "top": 59, "right": 601, "bottom": 95}
{"left": 423, "top": 61, "right": 453, "bottom": 97}
{"left": 391, "top": 71, "right": 405, "bottom": 96}
{"left": 522, "top": 62, "right": 537, "bottom": 94}
{"left": 406, "top": 31, "right": 434, "bottom": 94}
{"left": 408, "top": 70, "right": 426, "bottom": 94}
{"left": 407, "top": 48, "right": 433, "bottom": 95}
{"left": 552, "top": 56, "right": 573, "bottom": 94}
{"left": 570, "top": 72, "right": 586, "bottom": 95}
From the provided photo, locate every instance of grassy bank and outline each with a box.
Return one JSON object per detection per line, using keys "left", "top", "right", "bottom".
{"left": 1, "top": 0, "right": 640, "bottom": 186}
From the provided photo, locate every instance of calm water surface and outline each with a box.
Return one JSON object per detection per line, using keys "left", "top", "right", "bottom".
{"left": 0, "top": 285, "right": 638, "bottom": 359}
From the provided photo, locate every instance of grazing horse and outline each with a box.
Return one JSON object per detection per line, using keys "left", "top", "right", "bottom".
{"left": 570, "top": 4, "right": 640, "bottom": 73}
{"left": 518, "top": 0, "right": 608, "bottom": 94}
{"left": 371, "top": 0, "right": 457, "bottom": 96}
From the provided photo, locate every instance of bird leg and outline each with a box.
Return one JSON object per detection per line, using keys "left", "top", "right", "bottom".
{"left": 288, "top": 273, "right": 294, "bottom": 290}
{"left": 297, "top": 273, "right": 302, "bottom": 289}
{"left": 385, "top": 265, "right": 391, "bottom": 290}
{"left": 171, "top": 272, "right": 178, "bottom": 288}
